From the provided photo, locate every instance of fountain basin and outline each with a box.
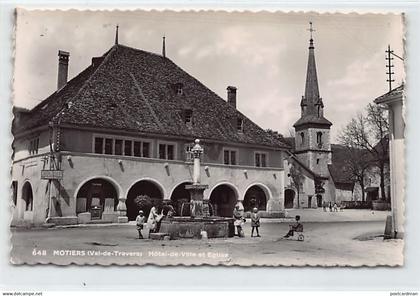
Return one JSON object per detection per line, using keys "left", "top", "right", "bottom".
{"left": 159, "top": 216, "right": 235, "bottom": 239}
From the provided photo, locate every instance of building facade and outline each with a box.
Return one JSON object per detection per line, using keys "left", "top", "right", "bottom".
{"left": 374, "top": 84, "right": 404, "bottom": 238}
{"left": 11, "top": 40, "right": 289, "bottom": 226}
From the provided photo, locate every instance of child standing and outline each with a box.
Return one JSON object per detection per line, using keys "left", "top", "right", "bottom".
{"left": 233, "top": 205, "right": 245, "bottom": 237}
{"left": 251, "top": 207, "right": 261, "bottom": 237}
{"left": 136, "top": 210, "right": 146, "bottom": 239}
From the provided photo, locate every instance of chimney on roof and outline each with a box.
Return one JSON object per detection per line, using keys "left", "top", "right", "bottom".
{"left": 227, "top": 86, "right": 237, "bottom": 109}
{"left": 57, "top": 50, "right": 70, "bottom": 90}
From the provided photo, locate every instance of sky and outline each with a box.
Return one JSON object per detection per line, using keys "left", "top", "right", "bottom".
{"left": 13, "top": 9, "right": 404, "bottom": 141}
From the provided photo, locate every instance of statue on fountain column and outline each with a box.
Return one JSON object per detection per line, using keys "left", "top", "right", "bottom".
{"left": 185, "top": 139, "right": 209, "bottom": 218}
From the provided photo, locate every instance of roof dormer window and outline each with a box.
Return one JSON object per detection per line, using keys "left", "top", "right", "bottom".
{"left": 237, "top": 117, "right": 244, "bottom": 133}
{"left": 184, "top": 109, "right": 193, "bottom": 125}
{"left": 177, "top": 86, "right": 183, "bottom": 95}
{"left": 170, "top": 82, "right": 185, "bottom": 96}
{"left": 175, "top": 82, "right": 184, "bottom": 95}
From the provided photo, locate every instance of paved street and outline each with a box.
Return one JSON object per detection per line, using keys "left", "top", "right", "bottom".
{"left": 10, "top": 210, "right": 403, "bottom": 266}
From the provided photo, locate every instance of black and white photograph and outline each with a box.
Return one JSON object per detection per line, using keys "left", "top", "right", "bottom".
{"left": 10, "top": 9, "right": 405, "bottom": 266}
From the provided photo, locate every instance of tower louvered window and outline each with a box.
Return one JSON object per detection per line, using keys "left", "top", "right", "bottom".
{"left": 317, "top": 132, "right": 323, "bottom": 148}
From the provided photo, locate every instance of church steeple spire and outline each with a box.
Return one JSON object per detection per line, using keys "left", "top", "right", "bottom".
{"left": 294, "top": 21, "right": 332, "bottom": 128}
{"left": 304, "top": 21, "right": 320, "bottom": 105}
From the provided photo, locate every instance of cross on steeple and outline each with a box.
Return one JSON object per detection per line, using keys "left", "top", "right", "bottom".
{"left": 307, "top": 21, "right": 315, "bottom": 40}
{"left": 307, "top": 21, "right": 315, "bottom": 49}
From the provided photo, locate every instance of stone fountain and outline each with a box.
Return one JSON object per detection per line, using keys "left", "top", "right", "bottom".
{"left": 159, "top": 139, "right": 234, "bottom": 239}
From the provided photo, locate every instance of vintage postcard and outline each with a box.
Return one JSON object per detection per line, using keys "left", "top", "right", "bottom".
{"left": 10, "top": 9, "right": 405, "bottom": 266}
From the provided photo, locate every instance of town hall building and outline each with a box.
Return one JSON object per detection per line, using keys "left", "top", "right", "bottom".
{"left": 11, "top": 30, "right": 290, "bottom": 226}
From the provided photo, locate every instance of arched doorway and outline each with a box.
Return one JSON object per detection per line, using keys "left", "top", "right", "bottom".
{"left": 76, "top": 178, "right": 118, "bottom": 218}
{"left": 316, "top": 194, "right": 323, "bottom": 207}
{"left": 126, "top": 180, "right": 164, "bottom": 221}
{"left": 209, "top": 184, "right": 237, "bottom": 217}
{"left": 170, "top": 182, "right": 192, "bottom": 216}
{"left": 243, "top": 185, "right": 267, "bottom": 212}
{"left": 22, "top": 182, "right": 33, "bottom": 212}
{"left": 284, "top": 189, "right": 295, "bottom": 209}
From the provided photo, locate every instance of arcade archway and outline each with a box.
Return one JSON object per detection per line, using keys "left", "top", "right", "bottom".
{"left": 209, "top": 184, "right": 238, "bottom": 217}
{"left": 76, "top": 178, "right": 118, "bottom": 216}
{"left": 316, "top": 194, "right": 323, "bottom": 207}
{"left": 243, "top": 185, "right": 267, "bottom": 212}
{"left": 22, "top": 181, "right": 33, "bottom": 212}
{"left": 284, "top": 189, "right": 295, "bottom": 209}
{"left": 126, "top": 180, "right": 164, "bottom": 221}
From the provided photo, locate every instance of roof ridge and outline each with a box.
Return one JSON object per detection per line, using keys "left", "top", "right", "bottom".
{"left": 51, "top": 46, "right": 118, "bottom": 124}
{"left": 115, "top": 43, "right": 164, "bottom": 59}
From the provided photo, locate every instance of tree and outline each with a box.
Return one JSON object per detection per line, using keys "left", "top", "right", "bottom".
{"left": 340, "top": 146, "right": 372, "bottom": 201}
{"left": 289, "top": 162, "right": 305, "bottom": 208}
{"left": 338, "top": 103, "right": 389, "bottom": 200}
{"left": 265, "top": 129, "right": 285, "bottom": 142}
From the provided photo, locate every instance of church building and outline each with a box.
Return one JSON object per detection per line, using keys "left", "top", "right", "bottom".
{"left": 284, "top": 23, "right": 390, "bottom": 209}
{"left": 284, "top": 23, "right": 334, "bottom": 208}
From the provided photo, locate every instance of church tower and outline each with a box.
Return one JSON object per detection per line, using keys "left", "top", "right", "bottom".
{"left": 293, "top": 22, "right": 332, "bottom": 179}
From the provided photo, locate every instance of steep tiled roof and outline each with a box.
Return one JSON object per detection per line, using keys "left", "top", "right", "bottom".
{"left": 13, "top": 44, "right": 288, "bottom": 149}
{"left": 293, "top": 114, "right": 332, "bottom": 127}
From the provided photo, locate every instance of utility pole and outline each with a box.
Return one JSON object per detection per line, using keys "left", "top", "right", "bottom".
{"left": 385, "top": 45, "right": 395, "bottom": 92}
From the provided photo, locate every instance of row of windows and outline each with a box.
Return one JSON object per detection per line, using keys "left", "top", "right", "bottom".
{"left": 28, "top": 138, "right": 39, "bottom": 155}
{"left": 94, "top": 137, "right": 176, "bottom": 160}
{"left": 94, "top": 137, "right": 151, "bottom": 158}
{"left": 94, "top": 137, "right": 268, "bottom": 166}
{"left": 224, "top": 149, "right": 268, "bottom": 167}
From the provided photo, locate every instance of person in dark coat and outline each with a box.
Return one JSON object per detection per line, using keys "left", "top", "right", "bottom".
{"left": 251, "top": 207, "right": 261, "bottom": 237}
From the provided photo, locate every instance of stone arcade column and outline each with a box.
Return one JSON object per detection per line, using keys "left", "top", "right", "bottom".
{"left": 185, "top": 139, "right": 208, "bottom": 218}
{"left": 117, "top": 195, "right": 128, "bottom": 223}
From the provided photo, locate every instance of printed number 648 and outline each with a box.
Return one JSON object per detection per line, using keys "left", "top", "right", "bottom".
{"left": 32, "top": 249, "right": 47, "bottom": 256}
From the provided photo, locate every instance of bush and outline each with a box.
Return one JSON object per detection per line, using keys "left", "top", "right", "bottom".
{"left": 133, "top": 195, "right": 153, "bottom": 217}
